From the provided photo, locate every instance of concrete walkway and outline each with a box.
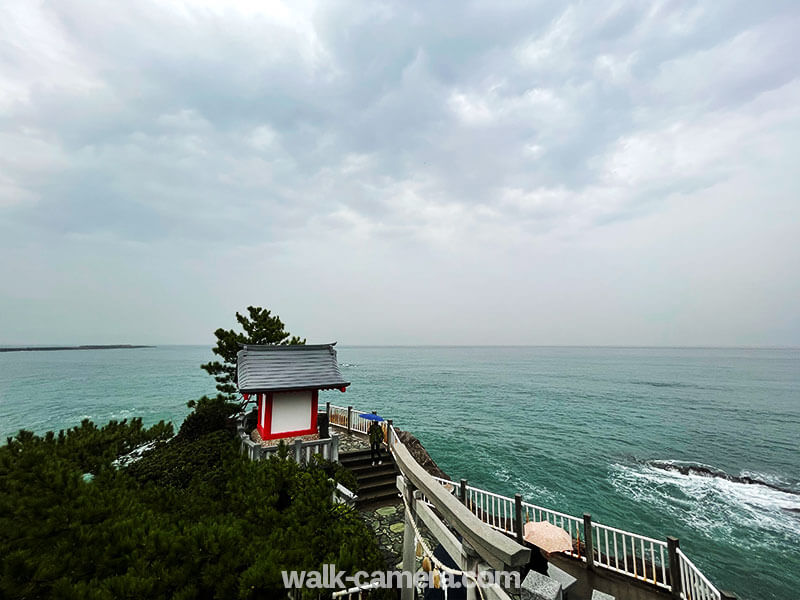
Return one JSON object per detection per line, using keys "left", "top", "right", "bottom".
{"left": 335, "top": 430, "right": 371, "bottom": 453}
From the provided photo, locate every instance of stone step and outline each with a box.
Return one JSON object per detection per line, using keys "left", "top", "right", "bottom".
{"left": 349, "top": 462, "right": 397, "bottom": 478}
{"left": 358, "top": 479, "right": 397, "bottom": 494}
{"left": 339, "top": 449, "right": 373, "bottom": 461}
{"left": 356, "top": 468, "right": 399, "bottom": 486}
{"left": 341, "top": 457, "right": 381, "bottom": 469}
{"left": 340, "top": 451, "right": 391, "bottom": 467}
{"left": 357, "top": 487, "right": 400, "bottom": 506}
{"left": 340, "top": 449, "right": 398, "bottom": 507}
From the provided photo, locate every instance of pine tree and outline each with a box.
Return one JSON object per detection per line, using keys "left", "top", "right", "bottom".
{"left": 201, "top": 306, "right": 305, "bottom": 398}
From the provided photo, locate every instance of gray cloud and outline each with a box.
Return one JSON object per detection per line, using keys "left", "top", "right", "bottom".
{"left": 1, "top": 0, "right": 798, "bottom": 345}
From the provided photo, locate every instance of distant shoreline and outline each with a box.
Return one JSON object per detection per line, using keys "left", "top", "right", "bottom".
{"left": 0, "top": 345, "right": 154, "bottom": 353}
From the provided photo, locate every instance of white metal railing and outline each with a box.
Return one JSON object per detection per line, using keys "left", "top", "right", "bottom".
{"left": 332, "top": 481, "right": 358, "bottom": 507}
{"left": 447, "top": 479, "right": 670, "bottom": 583}
{"left": 521, "top": 500, "right": 585, "bottom": 562}
{"left": 423, "top": 477, "right": 584, "bottom": 562}
{"left": 407, "top": 470, "right": 711, "bottom": 595}
{"left": 466, "top": 484, "right": 516, "bottom": 533}
{"left": 349, "top": 407, "right": 370, "bottom": 435}
{"left": 415, "top": 475, "right": 456, "bottom": 506}
{"left": 432, "top": 475, "right": 457, "bottom": 494}
{"left": 677, "top": 548, "right": 721, "bottom": 600}
{"left": 328, "top": 403, "right": 373, "bottom": 435}
{"left": 592, "top": 522, "right": 669, "bottom": 588}
{"left": 339, "top": 407, "right": 725, "bottom": 598}
{"left": 331, "top": 580, "right": 382, "bottom": 598}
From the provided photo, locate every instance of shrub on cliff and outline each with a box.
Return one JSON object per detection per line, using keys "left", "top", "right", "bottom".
{"left": 0, "top": 400, "right": 384, "bottom": 599}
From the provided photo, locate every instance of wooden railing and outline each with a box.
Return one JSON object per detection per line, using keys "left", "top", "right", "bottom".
{"left": 329, "top": 404, "right": 349, "bottom": 429}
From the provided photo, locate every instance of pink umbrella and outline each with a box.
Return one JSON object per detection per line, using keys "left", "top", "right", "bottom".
{"left": 523, "top": 521, "right": 573, "bottom": 553}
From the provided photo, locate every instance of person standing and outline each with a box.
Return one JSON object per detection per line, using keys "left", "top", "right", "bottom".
{"left": 368, "top": 420, "right": 384, "bottom": 466}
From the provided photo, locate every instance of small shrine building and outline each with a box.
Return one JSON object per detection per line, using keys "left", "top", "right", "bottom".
{"left": 236, "top": 343, "right": 349, "bottom": 441}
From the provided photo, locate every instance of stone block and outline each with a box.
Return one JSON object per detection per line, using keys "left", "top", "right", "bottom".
{"left": 547, "top": 564, "right": 577, "bottom": 597}
{"left": 521, "top": 571, "right": 562, "bottom": 600}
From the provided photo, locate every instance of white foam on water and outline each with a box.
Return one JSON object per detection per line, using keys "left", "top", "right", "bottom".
{"left": 112, "top": 440, "right": 158, "bottom": 468}
{"left": 109, "top": 408, "right": 136, "bottom": 419}
{"left": 609, "top": 462, "right": 800, "bottom": 550}
{"left": 491, "top": 462, "right": 564, "bottom": 507}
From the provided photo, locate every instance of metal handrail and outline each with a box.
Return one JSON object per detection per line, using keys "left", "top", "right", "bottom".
{"left": 677, "top": 548, "right": 721, "bottom": 600}
{"left": 330, "top": 404, "right": 724, "bottom": 596}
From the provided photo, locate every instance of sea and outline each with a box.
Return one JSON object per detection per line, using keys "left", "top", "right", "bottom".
{"left": 0, "top": 345, "right": 797, "bottom": 600}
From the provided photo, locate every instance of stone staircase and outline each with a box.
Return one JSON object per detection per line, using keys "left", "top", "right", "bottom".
{"left": 339, "top": 448, "right": 399, "bottom": 506}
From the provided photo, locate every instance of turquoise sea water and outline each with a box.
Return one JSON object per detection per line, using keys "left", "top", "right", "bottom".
{"left": 1, "top": 346, "right": 798, "bottom": 599}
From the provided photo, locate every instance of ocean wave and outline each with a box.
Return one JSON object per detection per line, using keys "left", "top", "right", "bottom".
{"left": 490, "top": 462, "right": 565, "bottom": 508}
{"left": 647, "top": 460, "right": 800, "bottom": 496}
{"left": 608, "top": 461, "right": 800, "bottom": 548}
{"left": 109, "top": 409, "right": 136, "bottom": 419}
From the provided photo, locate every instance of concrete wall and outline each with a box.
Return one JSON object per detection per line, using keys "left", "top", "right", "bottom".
{"left": 548, "top": 554, "right": 672, "bottom": 600}
{"left": 271, "top": 390, "right": 313, "bottom": 434}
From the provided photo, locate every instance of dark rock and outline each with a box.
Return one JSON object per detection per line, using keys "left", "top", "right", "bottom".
{"left": 396, "top": 429, "right": 450, "bottom": 480}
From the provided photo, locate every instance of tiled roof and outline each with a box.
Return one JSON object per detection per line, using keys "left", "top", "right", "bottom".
{"left": 236, "top": 343, "right": 350, "bottom": 394}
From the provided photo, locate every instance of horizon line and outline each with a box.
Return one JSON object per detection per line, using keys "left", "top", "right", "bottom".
{"left": 4, "top": 343, "right": 798, "bottom": 350}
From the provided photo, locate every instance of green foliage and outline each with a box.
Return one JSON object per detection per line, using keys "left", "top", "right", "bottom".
{"left": 0, "top": 401, "right": 384, "bottom": 599}
{"left": 178, "top": 395, "right": 239, "bottom": 442}
{"left": 201, "top": 306, "right": 306, "bottom": 398}
{"left": 308, "top": 454, "right": 359, "bottom": 493}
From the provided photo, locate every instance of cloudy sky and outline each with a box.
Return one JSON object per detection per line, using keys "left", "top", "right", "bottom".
{"left": 1, "top": 1, "right": 798, "bottom": 346}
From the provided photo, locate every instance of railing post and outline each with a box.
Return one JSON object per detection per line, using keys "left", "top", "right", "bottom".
{"left": 386, "top": 419, "right": 393, "bottom": 446}
{"left": 326, "top": 401, "right": 330, "bottom": 419}
{"left": 347, "top": 406, "right": 352, "bottom": 433}
{"left": 294, "top": 439, "right": 303, "bottom": 464}
{"left": 514, "top": 494, "right": 524, "bottom": 544}
{"left": 459, "top": 479, "right": 468, "bottom": 505}
{"left": 401, "top": 478, "right": 417, "bottom": 600}
{"left": 331, "top": 434, "right": 339, "bottom": 463}
{"left": 667, "top": 537, "right": 681, "bottom": 599}
{"left": 583, "top": 513, "right": 595, "bottom": 571}
{"left": 461, "top": 540, "right": 481, "bottom": 600}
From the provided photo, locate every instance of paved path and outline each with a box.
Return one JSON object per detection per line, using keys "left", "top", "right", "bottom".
{"left": 359, "top": 501, "right": 438, "bottom": 570}
{"left": 336, "top": 430, "right": 371, "bottom": 453}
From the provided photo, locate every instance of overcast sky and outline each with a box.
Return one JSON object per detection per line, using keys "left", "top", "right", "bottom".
{"left": 1, "top": 1, "right": 798, "bottom": 346}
